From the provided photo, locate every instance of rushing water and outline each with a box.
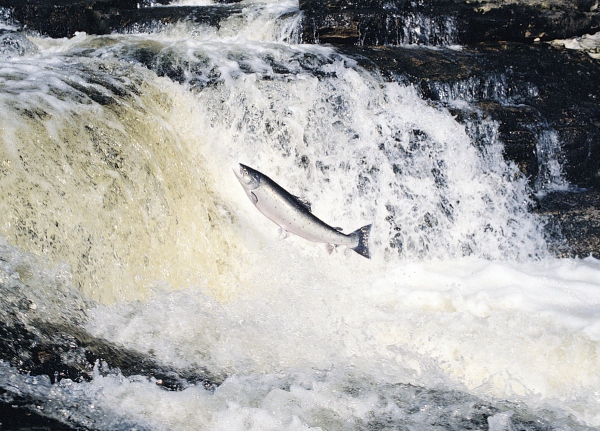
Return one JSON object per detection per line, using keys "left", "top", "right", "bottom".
{"left": 1, "top": 1, "right": 599, "bottom": 430}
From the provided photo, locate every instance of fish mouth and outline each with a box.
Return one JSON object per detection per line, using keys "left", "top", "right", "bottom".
{"left": 233, "top": 163, "right": 245, "bottom": 182}
{"left": 234, "top": 163, "right": 261, "bottom": 191}
{"left": 234, "top": 163, "right": 255, "bottom": 188}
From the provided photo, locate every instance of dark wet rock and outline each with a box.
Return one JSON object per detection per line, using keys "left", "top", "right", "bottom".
{"left": 0, "top": 320, "right": 221, "bottom": 391}
{"left": 0, "top": 318, "right": 220, "bottom": 427}
{"left": 0, "top": 0, "right": 243, "bottom": 38}
{"left": 4, "top": 0, "right": 597, "bottom": 43}
{"left": 0, "top": 401, "right": 77, "bottom": 431}
{"left": 535, "top": 189, "right": 600, "bottom": 258}
{"left": 299, "top": 0, "right": 600, "bottom": 46}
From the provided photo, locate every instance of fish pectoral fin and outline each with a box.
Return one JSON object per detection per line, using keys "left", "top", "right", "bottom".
{"left": 278, "top": 226, "right": 289, "bottom": 239}
{"left": 293, "top": 195, "right": 312, "bottom": 212}
{"left": 249, "top": 191, "right": 258, "bottom": 205}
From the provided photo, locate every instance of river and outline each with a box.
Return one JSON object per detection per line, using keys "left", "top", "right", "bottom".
{"left": 1, "top": 0, "right": 599, "bottom": 429}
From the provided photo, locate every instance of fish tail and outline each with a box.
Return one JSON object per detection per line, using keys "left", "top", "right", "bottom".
{"left": 350, "top": 224, "right": 372, "bottom": 259}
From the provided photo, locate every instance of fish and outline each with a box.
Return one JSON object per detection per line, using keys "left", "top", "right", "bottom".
{"left": 234, "top": 163, "right": 371, "bottom": 258}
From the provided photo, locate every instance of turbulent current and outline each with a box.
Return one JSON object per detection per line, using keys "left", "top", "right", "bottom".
{"left": 1, "top": 1, "right": 599, "bottom": 430}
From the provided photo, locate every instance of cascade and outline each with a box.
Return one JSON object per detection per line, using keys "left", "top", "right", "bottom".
{"left": 0, "top": 1, "right": 599, "bottom": 430}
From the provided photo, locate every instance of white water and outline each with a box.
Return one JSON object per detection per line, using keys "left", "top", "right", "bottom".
{"left": 534, "top": 129, "right": 571, "bottom": 196}
{"left": 1, "top": 1, "right": 599, "bottom": 430}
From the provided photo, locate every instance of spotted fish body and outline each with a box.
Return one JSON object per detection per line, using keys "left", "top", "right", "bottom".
{"left": 235, "top": 163, "right": 371, "bottom": 258}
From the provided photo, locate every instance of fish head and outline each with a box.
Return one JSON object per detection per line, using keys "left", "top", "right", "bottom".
{"left": 234, "top": 163, "right": 261, "bottom": 191}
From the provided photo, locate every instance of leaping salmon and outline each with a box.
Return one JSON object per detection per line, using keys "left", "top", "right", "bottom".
{"left": 234, "top": 163, "right": 371, "bottom": 258}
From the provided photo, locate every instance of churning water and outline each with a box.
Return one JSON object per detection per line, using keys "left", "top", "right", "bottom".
{"left": 1, "top": 0, "right": 599, "bottom": 429}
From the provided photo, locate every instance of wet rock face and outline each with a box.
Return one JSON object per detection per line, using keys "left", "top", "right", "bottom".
{"left": 0, "top": 0, "right": 136, "bottom": 38}
{"left": 342, "top": 43, "right": 600, "bottom": 189}
{"left": 536, "top": 190, "right": 600, "bottom": 258}
{"left": 0, "top": 313, "right": 221, "bottom": 429}
{"left": 299, "top": 0, "right": 600, "bottom": 46}
{"left": 0, "top": 402, "right": 77, "bottom": 431}
{"left": 0, "top": 320, "right": 220, "bottom": 391}
{"left": 0, "top": 0, "right": 243, "bottom": 38}
{"left": 7, "top": 0, "right": 596, "bottom": 45}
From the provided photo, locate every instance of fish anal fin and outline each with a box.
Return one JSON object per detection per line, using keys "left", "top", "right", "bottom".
{"left": 319, "top": 243, "right": 335, "bottom": 254}
{"left": 334, "top": 227, "right": 344, "bottom": 232}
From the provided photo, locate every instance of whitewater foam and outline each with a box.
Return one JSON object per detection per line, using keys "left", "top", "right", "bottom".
{"left": 0, "top": 2, "right": 598, "bottom": 430}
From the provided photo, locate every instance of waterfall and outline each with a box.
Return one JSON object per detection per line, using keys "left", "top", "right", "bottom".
{"left": 0, "top": 1, "right": 599, "bottom": 430}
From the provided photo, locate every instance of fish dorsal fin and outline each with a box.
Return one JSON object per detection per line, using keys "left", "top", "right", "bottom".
{"left": 293, "top": 195, "right": 312, "bottom": 212}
